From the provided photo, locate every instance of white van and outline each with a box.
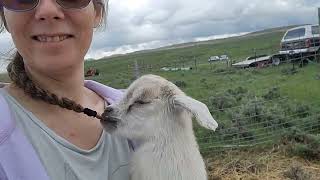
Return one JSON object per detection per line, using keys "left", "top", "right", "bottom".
{"left": 279, "top": 24, "right": 320, "bottom": 57}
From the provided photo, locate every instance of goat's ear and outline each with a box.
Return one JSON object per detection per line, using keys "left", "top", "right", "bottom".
{"left": 173, "top": 95, "right": 218, "bottom": 131}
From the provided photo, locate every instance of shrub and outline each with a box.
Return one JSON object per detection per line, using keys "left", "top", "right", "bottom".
{"left": 208, "top": 93, "right": 237, "bottom": 112}
{"left": 214, "top": 68, "right": 227, "bottom": 73}
{"left": 226, "top": 86, "right": 248, "bottom": 101}
{"left": 283, "top": 165, "right": 311, "bottom": 180}
{"left": 200, "top": 78, "right": 207, "bottom": 83}
{"left": 294, "top": 104, "right": 311, "bottom": 118}
{"left": 262, "top": 109, "right": 290, "bottom": 130}
{"left": 174, "top": 80, "right": 187, "bottom": 88}
{"left": 241, "top": 98, "right": 264, "bottom": 122}
{"left": 262, "top": 87, "right": 281, "bottom": 100}
{"left": 291, "top": 144, "right": 320, "bottom": 161}
{"left": 224, "top": 110, "right": 255, "bottom": 141}
{"left": 281, "top": 128, "right": 320, "bottom": 160}
{"left": 281, "top": 67, "right": 298, "bottom": 75}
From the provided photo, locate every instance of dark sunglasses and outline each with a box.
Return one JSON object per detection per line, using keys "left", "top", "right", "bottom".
{"left": 0, "top": 0, "right": 93, "bottom": 12}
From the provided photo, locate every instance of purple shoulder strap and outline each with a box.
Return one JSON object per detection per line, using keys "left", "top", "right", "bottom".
{"left": 0, "top": 81, "right": 133, "bottom": 180}
{"left": 84, "top": 80, "right": 124, "bottom": 104}
{"left": 0, "top": 93, "right": 49, "bottom": 180}
{"left": 84, "top": 80, "right": 137, "bottom": 150}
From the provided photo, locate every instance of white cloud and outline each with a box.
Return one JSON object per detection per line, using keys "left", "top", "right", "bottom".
{"left": 86, "top": 32, "right": 250, "bottom": 59}
{"left": 1, "top": 0, "right": 320, "bottom": 62}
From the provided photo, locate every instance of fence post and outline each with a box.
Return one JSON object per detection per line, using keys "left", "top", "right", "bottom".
{"left": 134, "top": 60, "right": 140, "bottom": 79}
{"left": 194, "top": 56, "right": 197, "bottom": 71}
{"left": 254, "top": 48, "right": 257, "bottom": 61}
{"left": 318, "top": 8, "right": 320, "bottom": 26}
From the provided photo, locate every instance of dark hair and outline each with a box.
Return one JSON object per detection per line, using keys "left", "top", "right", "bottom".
{"left": 0, "top": 0, "right": 108, "bottom": 120}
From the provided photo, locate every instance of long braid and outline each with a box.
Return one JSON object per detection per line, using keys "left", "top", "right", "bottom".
{"left": 7, "top": 52, "right": 103, "bottom": 120}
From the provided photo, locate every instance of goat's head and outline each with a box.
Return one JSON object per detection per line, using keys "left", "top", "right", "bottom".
{"left": 101, "top": 74, "right": 218, "bottom": 140}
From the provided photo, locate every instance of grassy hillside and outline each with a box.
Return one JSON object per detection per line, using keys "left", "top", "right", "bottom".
{"left": 84, "top": 29, "right": 286, "bottom": 87}
{"left": 83, "top": 26, "right": 320, "bottom": 153}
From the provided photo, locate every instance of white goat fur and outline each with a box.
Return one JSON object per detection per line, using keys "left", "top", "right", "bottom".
{"left": 101, "top": 74, "right": 218, "bottom": 180}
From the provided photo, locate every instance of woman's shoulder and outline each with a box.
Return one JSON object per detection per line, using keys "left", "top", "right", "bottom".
{"left": 0, "top": 88, "right": 16, "bottom": 144}
{"left": 0, "top": 90, "right": 50, "bottom": 179}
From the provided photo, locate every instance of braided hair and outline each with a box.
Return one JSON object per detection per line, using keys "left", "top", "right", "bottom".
{"left": 7, "top": 52, "right": 103, "bottom": 120}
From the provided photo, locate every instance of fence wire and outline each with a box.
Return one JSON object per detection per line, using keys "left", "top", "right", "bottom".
{"left": 2, "top": 37, "right": 319, "bottom": 154}
{"left": 128, "top": 47, "right": 320, "bottom": 153}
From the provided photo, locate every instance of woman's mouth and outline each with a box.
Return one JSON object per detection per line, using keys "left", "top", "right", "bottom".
{"left": 32, "top": 35, "right": 74, "bottom": 43}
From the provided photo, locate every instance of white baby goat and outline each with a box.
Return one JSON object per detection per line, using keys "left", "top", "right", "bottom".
{"left": 101, "top": 74, "right": 218, "bottom": 180}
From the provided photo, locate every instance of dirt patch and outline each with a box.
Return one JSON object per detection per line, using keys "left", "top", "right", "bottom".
{"left": 205, "top": 147, "right": 320, "bottom": 180}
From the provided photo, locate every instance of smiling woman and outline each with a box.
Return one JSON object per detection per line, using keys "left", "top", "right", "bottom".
{"left": 0, "top": 1, "right": 133, "bottom": 180}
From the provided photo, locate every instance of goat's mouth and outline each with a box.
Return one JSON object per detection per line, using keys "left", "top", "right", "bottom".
{"left": 101, "top": 116, "right": 120, "bottom": 130}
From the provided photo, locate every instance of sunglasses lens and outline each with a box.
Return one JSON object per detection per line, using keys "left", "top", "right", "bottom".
{"left": 57, "top": 0, "right": 91, "bottom": 9}
{"left": 2, "top": 0, "right": 92, "bottom": 11}
{"left": 3, "top": 0, "right": 38, "bottom": 11}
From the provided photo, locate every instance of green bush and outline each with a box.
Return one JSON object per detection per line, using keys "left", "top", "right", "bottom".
{"left": 226, "top": 86, "right": 248, "bottom": 101}
{"left": 281, "top": 67, "right": 298, "bottom": 75}
{"left": 241, "top": 98, "right": 264, "bottom": 122}
{"left": 283, "top": 165, "right": 311, "bottom": 180}
{"left": 174, "top": 80, "right": 187, "bottom": 88}
{"left": 294, "top": 104, "right": 311, "bottom": 118}
{"left": 208, "top": 93, "right": 237, "bottom": 111}
{"left": 213, "top": 68, "right": 227, "bottom": 73}
{"left": 268, "top": 104, "right": 293, "bottom": 128}
{"left": 281, "top": 128, "right": 320, "bottom": 160}
{"left": 262, "top": 87, "right": 281, "bottom": 100}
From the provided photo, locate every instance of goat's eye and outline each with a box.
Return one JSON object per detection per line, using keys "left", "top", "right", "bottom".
{"left": 134, "top": 100, "right": 150, "bottom": 105}
{"left": 127, "top": 100, "right": 150, "bottom": 113}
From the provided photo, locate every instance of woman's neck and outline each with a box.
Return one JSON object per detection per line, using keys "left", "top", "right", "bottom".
{"left": 25, "top": 63, "right": 88, "bottom": 104}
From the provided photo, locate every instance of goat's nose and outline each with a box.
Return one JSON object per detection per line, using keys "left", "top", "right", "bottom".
{"left": 104, "top": 106, "right": 114, "bottom": 113}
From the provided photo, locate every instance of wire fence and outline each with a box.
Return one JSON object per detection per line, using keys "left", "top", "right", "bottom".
{"left": 129, "top": 47, "right": 320, "bottom": 76}
{"left": 1, "top": 31, "right": 320, "bottom": 154}
{"left": 126, "top": 45, "right": 320, "bottom": 153}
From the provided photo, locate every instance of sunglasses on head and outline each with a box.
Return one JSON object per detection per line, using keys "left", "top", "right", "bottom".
{"left": 0, "top": 0, "right": 93, "bottom": 12}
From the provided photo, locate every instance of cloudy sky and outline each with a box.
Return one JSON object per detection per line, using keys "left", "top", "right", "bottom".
{"left": 1, "top": 0, "right": 320, "bottom": 64}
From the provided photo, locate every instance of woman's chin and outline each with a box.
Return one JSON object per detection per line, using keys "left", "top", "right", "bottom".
{"left": 26, "top": 58, "right": 82, "bottom": 75}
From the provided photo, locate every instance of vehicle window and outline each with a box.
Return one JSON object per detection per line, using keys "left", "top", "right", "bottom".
{"left": 284, "top": 28, "right": 306, "bottom": 39}
{"left": 312, "top": 26, "right": 319, "bottom": 35}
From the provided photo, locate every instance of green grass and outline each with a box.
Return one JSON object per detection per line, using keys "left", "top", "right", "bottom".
{"left": 83, "top": 30, "right": 286, "bottom": 89}
{"left": 0, "top": 73, "right": 9, "bottom": 83}
{"left": 1, "top": 26, "right": 319, "bottom": 152}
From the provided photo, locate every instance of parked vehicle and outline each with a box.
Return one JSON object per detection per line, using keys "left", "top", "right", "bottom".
{"left": 208, "top": 56, "right": 220, "bottom": 62}
{"left": 279, "top": 24, "right": 320, "bottom": 61}
{"left": 208, "top": 55, "right": 229, "bottom": 62}
{"left": 233, "top": 25, "right": 319, "bottom": 69}
{"left": 219, "top": 54, "right": 229, "bottom": 61}
{"left": 245, "top": 54, "right": 269, "bottom": 61}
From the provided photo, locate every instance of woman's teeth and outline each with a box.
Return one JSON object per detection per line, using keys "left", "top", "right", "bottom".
{"left": 36, "top": 35, "right": 69, "bottom": 42}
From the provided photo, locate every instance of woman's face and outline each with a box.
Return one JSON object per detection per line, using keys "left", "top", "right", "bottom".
{"left": 3, "top": 0, "right": 102, "bottom": 74}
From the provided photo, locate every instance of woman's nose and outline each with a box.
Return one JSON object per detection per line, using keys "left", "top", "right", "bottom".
{"left": 34, "top": 0, "right": 65, "bottom": 21}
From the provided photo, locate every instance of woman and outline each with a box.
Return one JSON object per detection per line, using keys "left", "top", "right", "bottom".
{"left": 0, "top": 0, "right": 132, "bottom": 179}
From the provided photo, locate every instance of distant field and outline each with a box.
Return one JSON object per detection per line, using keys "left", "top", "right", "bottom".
{"left": 83, "top": 26, "right": 320, "bottom": 153}
{"left": 84, "top": 29, "right": 287, "bottom": 87}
